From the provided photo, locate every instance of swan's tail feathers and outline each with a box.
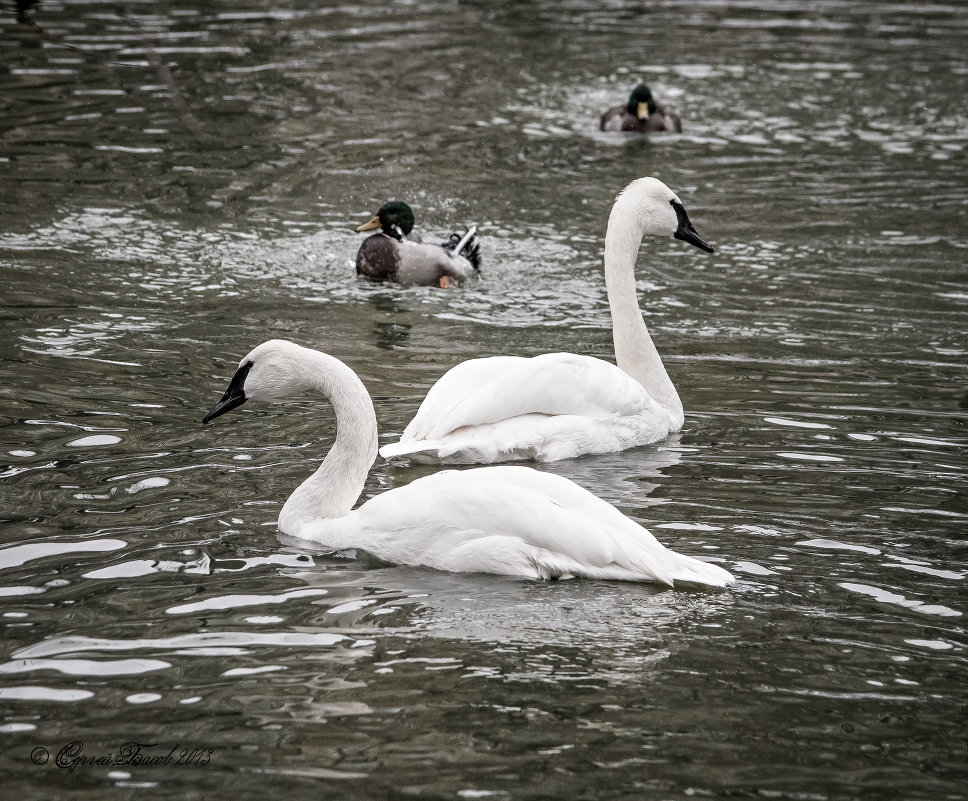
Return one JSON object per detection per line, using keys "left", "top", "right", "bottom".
{"left": 443, "top": 225, "right": 481, "bottom": 272}
{"left": 666, "top": 555, "right": 735, "bottom": 588}
{"left": 379, "top": 438, "right": 441, "bottom": 460}
{"left": 534, "top": 547, "right": 734, "bottom": 589}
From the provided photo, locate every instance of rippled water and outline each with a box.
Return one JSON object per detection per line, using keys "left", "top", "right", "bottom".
{"left": 2, "top": 1, "right": 966, "bottom": 798}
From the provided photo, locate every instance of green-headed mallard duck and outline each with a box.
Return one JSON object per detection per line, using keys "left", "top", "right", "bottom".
{"left": 355, "top": 201, "right": 481, "bottom": 288}
{"left": 600, "top": 84, "right": 682, "bottom": 133}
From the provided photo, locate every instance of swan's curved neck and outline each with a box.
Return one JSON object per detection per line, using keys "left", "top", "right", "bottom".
{"left": 603, "top": 202, "right": 683, "bottom": 425}
{"left": 277, "top": 352, "right": 378, "bottom": 536}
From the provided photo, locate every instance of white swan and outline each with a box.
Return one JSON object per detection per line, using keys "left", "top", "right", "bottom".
{"left": 203, "top": 339, "right": 734, "bottom": 588}
{"left": 378, "top": 176, "right": 714, "bottom": 464}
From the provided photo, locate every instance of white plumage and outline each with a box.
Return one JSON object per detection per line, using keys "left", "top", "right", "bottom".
{"left": 380, "top": 353, "right": 670, "bottom": 463}
{"left": 380, "top": 176, "right": 714, "bottom": 464}
{"left": 203, "top": 340, "right": 734, "bottom": 588}
{"left": 306, "top": 465, "right": 731, "bottom": 585}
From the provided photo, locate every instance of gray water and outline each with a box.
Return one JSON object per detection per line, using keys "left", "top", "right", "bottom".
{"left": 1, "top": 1, "right": 966, "bottom": 798}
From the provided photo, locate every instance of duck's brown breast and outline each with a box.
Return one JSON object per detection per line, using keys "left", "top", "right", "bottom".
{"left": 356, "top": 234, "right": 401, "bottom": 282}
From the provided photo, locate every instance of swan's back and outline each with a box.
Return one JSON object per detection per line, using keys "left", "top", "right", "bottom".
{"left": 377, "top": 352, "right": 676, "bottom": 463}
{"left": 399, "top": 353, "right": 657, "bottom": 441}
{"left": 297, "top": 466, "right": 734, "bottom": 587}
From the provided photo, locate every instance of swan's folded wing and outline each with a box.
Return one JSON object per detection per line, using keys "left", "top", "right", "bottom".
{"left": 400, "top": 354, "right": 655, "bottom": 442}
{"left": 333, "top": 466, "right": 733, "bottom": 587}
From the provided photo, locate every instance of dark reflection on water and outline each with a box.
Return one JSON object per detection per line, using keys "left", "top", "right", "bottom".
{"left": 1, "top": 1, "right": 966, "bottom": 799}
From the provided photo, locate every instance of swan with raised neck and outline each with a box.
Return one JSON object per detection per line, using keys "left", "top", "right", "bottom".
{"left": 203, "top": 339, "right": 734, "bottom": 588}
{"left": 203, "top": 341, "right": 377, "bottom": 532}
{"left": 378, "top": 176, "right": 713, "bottom": 464}
{"left": 605, "top": 176, "right": 710, "bottom": 425}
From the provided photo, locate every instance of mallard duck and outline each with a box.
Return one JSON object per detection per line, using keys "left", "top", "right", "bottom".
{"left": 379, "top": 176, "right": 712, "bottom": 464}
{"left": 600, "top": 84, "right": 682, "bottom": 133}
{"left": 202, "top": 339, "right": 734, "bottom": 587}
{"left": 355, "top": 201, "right": 481, "bottom": 288}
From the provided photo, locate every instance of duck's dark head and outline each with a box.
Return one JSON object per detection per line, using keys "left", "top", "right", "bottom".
{"left": 356, "top": 201, "right": 415, "bottom": 241}
{"left": 625, "top": 84, "right": 658, "bottom": 120}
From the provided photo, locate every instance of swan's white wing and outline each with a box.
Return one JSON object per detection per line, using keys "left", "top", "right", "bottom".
{"left": 398, "top": 353, "right": 654, "bottom": 442}
{"left": 378, "top": 353, "right": 673, "bottom": 463}
{"left": 382, "top": 411, "right": 671, "bottom": 464}
{"left": 296, "top": 466, "right": 733, "bottom": 587}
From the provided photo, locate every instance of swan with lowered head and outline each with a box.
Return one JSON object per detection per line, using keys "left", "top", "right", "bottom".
{"left": 379, "top": 176, "right": 712, "bottom": 464}
{"left": 355, "top": 200, "right": 481, "bottom": 288}
{"left": 203, "top": 339, "right": 734, "bottom": 588}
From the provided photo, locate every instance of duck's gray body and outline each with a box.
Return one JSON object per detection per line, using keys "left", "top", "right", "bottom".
{"left": 356, "top": 233, "right": 478, "bottom": 285}
{"left": 600, "top": 103, "right": 682, "bottom": 133}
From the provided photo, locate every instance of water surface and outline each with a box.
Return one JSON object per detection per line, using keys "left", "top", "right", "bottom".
{"left": 1, "top": 1, "right": 966, "bottom": 799}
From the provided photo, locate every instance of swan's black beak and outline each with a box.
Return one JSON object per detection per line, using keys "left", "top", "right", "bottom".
{"left": 671, "top": 200, "right": 714, "bottom": 253}
{"left": 203, "top": 361, "right": 252, "bottom": 424}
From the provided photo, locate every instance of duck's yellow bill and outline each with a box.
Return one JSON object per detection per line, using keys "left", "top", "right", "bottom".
{"left": 636, "top": 102, "right": 650, "bottom": 120}
{"left": 356, "top": 215, "right": 381, "bottom": 232}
